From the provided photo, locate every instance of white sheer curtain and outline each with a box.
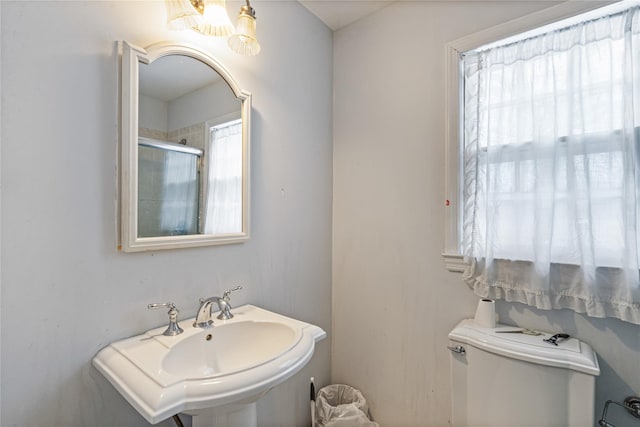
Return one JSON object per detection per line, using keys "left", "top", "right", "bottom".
{"left": 462, "top": 6, "right": 640, "bottom": 323}
{"left": 203, "top": 120, "right": 243, "bottom": 234}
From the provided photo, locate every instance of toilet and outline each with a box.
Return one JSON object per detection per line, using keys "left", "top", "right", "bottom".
{"left": 448, "top": 319, "right": 600, "bottom": 426}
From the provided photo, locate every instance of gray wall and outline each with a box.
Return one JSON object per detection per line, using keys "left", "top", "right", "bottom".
{"left": 333, "top": 2, "right": 640, "bottom": 426}
{"left": 0, "top": 1, "right": 332, "bottom": 426}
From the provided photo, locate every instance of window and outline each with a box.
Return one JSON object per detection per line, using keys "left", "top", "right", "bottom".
{"left": 444, "top": 2, "right": 640, "bottom": 323}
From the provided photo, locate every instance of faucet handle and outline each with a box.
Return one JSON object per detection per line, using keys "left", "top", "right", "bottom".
{"left": 148, "top": 302, "right": 177, "bottom": 310}
{"left": 222, "top": 285, "right": 243, "bottom": 301}
{"left": 216, "top": 286, "right": 242, "bottom": 320}
{"left": 147, "top": 302, "right": 184, "bottom": 336}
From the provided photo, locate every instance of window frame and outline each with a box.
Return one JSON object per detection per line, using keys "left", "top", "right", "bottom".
{"left": 442, "top": 1, "right": 616, "bottom": 272}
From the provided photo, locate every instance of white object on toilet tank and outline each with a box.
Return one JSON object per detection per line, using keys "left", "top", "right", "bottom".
{"left": 448, "top": 319, "right": 600, "bottom": 427}
{"left": 473, "top": 299, "right": 496, "bottom": 328}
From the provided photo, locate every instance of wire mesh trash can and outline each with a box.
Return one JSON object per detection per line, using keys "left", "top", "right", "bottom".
{"left": 314, "top": 384, "right": 379, "bottom": 427}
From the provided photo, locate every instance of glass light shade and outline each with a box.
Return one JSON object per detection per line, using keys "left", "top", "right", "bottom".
{"left": 197, "top": 0, "right": 234, "bottom": 37}
{"left": 228, "top": 6, "right": 261, "bottom": 56}
{"left": 165, "top": 0, "right": 203, "bottom": 30}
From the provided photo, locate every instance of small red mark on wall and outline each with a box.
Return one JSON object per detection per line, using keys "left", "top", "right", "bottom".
{"left": 445, "top": 199, "right": 450, "bottom": 207}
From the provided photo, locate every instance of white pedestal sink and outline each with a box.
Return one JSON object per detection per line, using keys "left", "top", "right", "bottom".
{"left": 92, "top": 305, "right": 326, "bottom": 426}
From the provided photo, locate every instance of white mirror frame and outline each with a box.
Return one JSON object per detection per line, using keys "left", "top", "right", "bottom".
{"left": 119, "top": 41, "right": 251, "bottom": 252}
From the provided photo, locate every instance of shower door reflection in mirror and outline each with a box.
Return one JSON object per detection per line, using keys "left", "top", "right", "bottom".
{"left": 138, "top": 139, "right": 201, "bottom": 237}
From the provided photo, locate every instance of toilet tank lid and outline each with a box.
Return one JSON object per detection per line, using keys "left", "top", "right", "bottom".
{"left": 448, "top": 319, "right": 600, "bottom": 376}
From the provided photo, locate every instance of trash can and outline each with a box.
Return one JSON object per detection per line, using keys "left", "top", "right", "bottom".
{"left": 314, "top": 384, "right": 379, "bottom": 427}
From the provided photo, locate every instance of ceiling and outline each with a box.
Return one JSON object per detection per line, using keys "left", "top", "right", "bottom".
{"left": 139, "top": 55, "right": 223, "bottom": 102}
{"left": 297, "top": 0, "right": 395, "bottom": 31}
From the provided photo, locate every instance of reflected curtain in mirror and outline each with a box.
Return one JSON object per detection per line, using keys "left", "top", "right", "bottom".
{"left": 204, "top": 119, "right": 242, "bottom": 234}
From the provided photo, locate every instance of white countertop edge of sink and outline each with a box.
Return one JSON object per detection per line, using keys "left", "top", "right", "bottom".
{"left": 92, "top": 304, "right": 326, "bottom": 424}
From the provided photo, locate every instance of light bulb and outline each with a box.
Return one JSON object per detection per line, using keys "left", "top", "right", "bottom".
{"left": 197, "top": 0, "right": 234, "bottom": 37}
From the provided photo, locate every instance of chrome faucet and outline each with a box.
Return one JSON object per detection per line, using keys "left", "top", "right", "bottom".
{"left": 193, "top": 286, "right": 243, "bottom": 328}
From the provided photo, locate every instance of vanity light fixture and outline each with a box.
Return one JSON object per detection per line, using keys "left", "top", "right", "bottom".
{"left": 165, "top": 0, "right": 203, "bottom": 30}
{"left": 165, "top": 0, "right": 261, "bottom": 56}
{"left": 228, "top": 0, "right": 261, "bottom": 56}
{"left": 165, "top": 0, "right": 233, "bottom": 38}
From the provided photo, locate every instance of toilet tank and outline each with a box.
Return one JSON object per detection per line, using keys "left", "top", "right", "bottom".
{"left": 448, "top": 319, "right": 600, "bottom": 427}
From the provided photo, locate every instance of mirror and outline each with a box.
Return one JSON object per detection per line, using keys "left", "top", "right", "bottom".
{"left": 120, "top": 41, "right": 251, "bottom": 252}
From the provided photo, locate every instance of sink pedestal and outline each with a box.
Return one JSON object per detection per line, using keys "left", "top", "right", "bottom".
{"left": 189, "top": 403, "right": 257, "bottom": 427}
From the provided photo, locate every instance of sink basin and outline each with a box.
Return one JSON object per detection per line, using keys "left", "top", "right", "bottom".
{"left": 163, "top": 321, "right": 299, "bottom": 379}
{"left": 92, "top": 304, "right": 326, "bottom": 425}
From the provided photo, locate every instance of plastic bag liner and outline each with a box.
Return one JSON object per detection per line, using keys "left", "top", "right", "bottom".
{"left": 315, "top": 384, "right": 379, "bottom": 427}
